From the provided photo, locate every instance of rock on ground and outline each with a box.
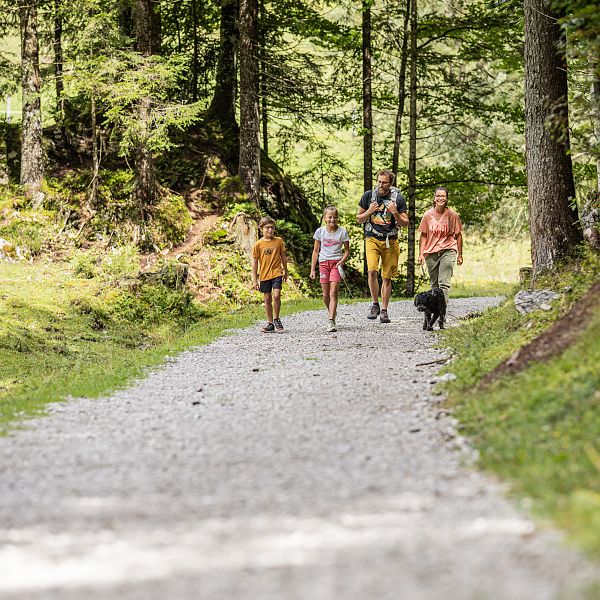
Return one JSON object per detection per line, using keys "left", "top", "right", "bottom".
{"left": 0, "top": 297, "right": 598, "bottom": 600}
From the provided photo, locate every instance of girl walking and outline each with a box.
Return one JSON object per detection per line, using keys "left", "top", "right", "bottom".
{"left": 310, "top": 205, "right": 350, "bottom": 332}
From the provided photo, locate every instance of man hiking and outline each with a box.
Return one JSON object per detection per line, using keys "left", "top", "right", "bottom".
{"left": 357, "top": 169, "right": 409, "bottom": 323}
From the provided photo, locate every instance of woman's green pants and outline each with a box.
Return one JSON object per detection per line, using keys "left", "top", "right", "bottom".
{"left": 425, "top": 249, "right": 457, "bottom": 303}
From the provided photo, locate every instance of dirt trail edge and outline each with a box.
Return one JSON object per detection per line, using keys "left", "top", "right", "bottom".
{"left": 0, "top": 298, "right": 598, "bottom": 600}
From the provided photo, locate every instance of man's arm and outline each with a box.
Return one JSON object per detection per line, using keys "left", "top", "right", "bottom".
{"left": 387, "top": 196, "right": 409, "bottom": 227}
{"left": 357, "top": 192, "right": 379, "bottom": 224}
{"left": 391, "top": 209, "right": 409, "bottom": 227}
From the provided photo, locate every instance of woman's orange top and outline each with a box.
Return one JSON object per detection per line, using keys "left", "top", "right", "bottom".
{"left": 418, "top": 207, "right": 462, "bottom": 256}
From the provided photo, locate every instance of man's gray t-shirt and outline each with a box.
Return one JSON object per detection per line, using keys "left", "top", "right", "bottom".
{"left": 313, "top": 226, "right": 350, "bottom": 261}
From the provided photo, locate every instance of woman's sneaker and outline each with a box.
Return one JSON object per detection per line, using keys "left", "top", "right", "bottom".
{"left": 261, "top": 322, "right": 275, "bottom": 333}
{"left": 274, "top": 318, "right": 284, "bottom": 332}
{"left": 380, "top": 309, "right": 391, "bottom": 323}
{"left": 327, "top": 319, "right": 337, "bottom": 332}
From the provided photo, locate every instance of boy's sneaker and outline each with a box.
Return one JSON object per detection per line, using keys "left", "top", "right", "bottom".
{"left": 274, "top": 318, "right": 284, "bottom": 332}
{"left": 327, "top": 319, "right": 337, "bottom": 332}
{"left": 380, "top": 309, "right": 391, "bottom": 323}
{"left": 261, "top": 322, "right": 275, "bottom": 333}
{"left": 367, "top": 303, "right": 381, "bottom": 319}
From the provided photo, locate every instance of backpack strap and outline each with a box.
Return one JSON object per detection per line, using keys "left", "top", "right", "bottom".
{"left": 365, "top": 187, "right": 399, "bottom": 247}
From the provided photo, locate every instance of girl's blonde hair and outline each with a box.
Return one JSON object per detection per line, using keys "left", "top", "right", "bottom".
{"left": 323, "top": 204, "right": 338, "bottom": 216}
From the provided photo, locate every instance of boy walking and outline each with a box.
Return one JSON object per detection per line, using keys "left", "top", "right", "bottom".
{"left": 252, "top": 217, "right": 289, "bottom": 332}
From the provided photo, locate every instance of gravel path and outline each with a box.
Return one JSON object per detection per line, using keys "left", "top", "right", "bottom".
{"left": 0, "top": 298, "right": 598, "bottom": 600}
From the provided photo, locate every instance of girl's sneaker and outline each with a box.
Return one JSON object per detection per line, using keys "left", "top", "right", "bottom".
{"left": 327, "top": 319, "right": 337, "bottom": 332}
{"left": 261, "top": 322, "right": 275, "bottom": 333}
{"left": 274, "top": 318, "right": 284, "bottom": 332}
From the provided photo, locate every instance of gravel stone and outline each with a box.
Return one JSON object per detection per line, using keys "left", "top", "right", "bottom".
{"left": 0, "top": 297, "right": 598, "bottom": 599}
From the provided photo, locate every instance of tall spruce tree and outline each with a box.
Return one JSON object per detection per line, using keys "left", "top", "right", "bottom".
{"left": 239, "top": 0, "right": 261, "bottom": 205}
{"left": 132, "top": 0, "right": 161, "bottom": 235}
{"left": 524, "top": 0, "right": 582, "bottom": 274}
{"left": 18, "top": 0, "right": 44, "bottom": 204}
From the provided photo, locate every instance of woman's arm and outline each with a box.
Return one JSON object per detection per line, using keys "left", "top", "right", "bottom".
{"left": 418, "top": 232, "right": 427, "bottom": 264}
{"left": 456, "top": 232, "right": 463, "bottom": 265}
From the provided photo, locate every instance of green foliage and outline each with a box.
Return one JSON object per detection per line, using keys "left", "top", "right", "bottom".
{"left": 148, "top": 192, "right": 192, "bottom": 249}
{"left": 100, "top": 244, "right": 141, "bottom": 280}
{"left": 210, "top": 249, "right": 258, "bottom": 305}
{"left": 71, "top": 244, "right": 140, "bottom": 281}
{"left": 70, "top": 250, "right": 100, "bottom": 278}
{"left": 203, "top": 227, "right": 229, "bottom": 245}
{"left": 108, "top": 283, "right": 204, "bottom": 329}
{"left": 275, "top": 219, "right": 313, "bottom": 263}
{"left": 223, "top": 200, "right": 260, "bottom": 221}
{"left": 0, "top": 209, "right": 57, "bottom": 257}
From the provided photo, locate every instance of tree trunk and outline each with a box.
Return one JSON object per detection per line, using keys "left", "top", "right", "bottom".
{"left": 19, "top": 0, "right": 44, "bottom": 205}
{"left": 362, "top": 0, "right": 373, "bottom": 283}
{"left": 259, "top": 0, "right": 268, "bottom": 156}
{"left": 53, "top": 1, "right": 64, "bottom": 123}
{"left": 206, "top": 0, "right": 239, "bottom": 128}
{"left": 405, "top": 0, "right": 417, "bottom": 297}
{"left": 524, "top": 0, "right": 582, "bottom": 275}
{"left": 591, "top": 60, "right": 600, "bottom": 193}
{"left": 362, "top": 0, "right": 372, "bottom": 193}
{"left": 134, "top": 0, "right": 161, "bottom": 55}
{"left": 239, "top": 0, "right": 261, "bottom": 206}
{"left": 88, "top": 92, "right": 99, "bottom": 213}
{"left": 392, "top": 0, "right": 410, "bottom": 176}
{"left": 191, "top": 0, "right": 199, "bottom": 102}
{"left": 132, "top": 0, "right": 161, "bottom": 232}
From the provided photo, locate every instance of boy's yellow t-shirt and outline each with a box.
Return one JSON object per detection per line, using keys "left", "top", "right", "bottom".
{"left": 252, "top": 236, "right": 286, "bottom": 281}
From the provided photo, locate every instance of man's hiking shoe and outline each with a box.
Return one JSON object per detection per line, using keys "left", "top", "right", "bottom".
{"left": 274, "top": 318, "right": 284, "bottom": 332}
{"left": 327, "top": 319, "right": 337, "bottom": 332}
{"left": 380, "top": 309, "right": 391, "bottom": 323}
{"left": 367, "top": 304, "right": 381, "bottom": 319}
{"left": 261, "top": 322, "right": 275, "bottom": 333}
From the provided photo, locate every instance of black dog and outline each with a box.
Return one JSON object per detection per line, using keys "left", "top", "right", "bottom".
{"left": 414, "top": 288, "right": 446, "bottom": 331}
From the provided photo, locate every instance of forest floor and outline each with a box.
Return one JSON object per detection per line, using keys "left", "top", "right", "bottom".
{"left": 1, "top": 297, "right": 598, "bottom": 600}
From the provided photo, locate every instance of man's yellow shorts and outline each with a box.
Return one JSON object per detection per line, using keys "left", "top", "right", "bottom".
{"left": 366, "top": 236, "right": 400, "bottom": 279}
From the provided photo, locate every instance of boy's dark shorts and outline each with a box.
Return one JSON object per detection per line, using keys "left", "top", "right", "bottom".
{"left": 259, "top": 276, "right": 283, "bottom": 293}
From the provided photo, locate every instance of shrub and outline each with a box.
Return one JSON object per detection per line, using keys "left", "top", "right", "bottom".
{"left": 149, "top": 192, "right": 192, "bottom": 249}
{"left": 71, "top": 250, "right": 100, "bottom": 278}
{"left": 0, "top": 210, "right": 55, "bottom": 257}
{"left": 101, "top": 244, "right": 141, "bottom": 281}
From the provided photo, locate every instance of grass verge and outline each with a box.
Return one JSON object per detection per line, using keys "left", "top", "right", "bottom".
{"left": 440, "top": 252, "right": 600, "bottom": 556}
{"left": 0, "top": 259, "right": 323, "bottom": 435}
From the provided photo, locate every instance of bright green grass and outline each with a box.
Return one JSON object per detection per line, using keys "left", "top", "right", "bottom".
{"left": 0, "top": 260, "right": 323, "bottom": 434}
{"left": 450, "top": 235, "right": 530, "bottom": 297}
{"left": 441, "top": 259, "right": 600, "bottom": 556}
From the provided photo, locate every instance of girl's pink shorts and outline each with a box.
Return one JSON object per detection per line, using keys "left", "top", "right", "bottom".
{"left": 319, "top": 260, "right": 342, "bottom": 283}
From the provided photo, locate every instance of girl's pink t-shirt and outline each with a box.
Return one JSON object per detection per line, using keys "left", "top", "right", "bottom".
{"left": 418, "top": 207, "right": 463, "bottom": 256}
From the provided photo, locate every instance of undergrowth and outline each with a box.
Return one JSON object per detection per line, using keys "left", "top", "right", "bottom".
{"left": 441, "top": 249, "right": 600, "bottom": 556}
